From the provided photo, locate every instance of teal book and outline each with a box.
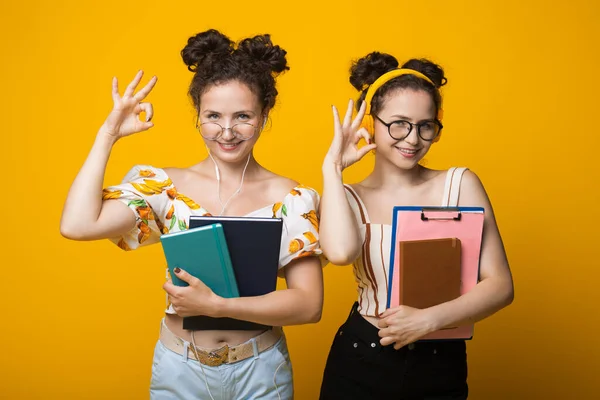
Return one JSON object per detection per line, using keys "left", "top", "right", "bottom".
{"left": 159, "top": 223, "right": 239, "bottom": 299}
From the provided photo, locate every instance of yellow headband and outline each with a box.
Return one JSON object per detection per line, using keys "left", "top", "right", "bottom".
{"left": 363, "top": 68, "right": 443, "bottom": 121}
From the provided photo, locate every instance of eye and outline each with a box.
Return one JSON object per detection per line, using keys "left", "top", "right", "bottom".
{"left": 421, "top": 122, "right": 433, "bottom": 132}
{"left": 207, "top": 113, "right": 220, "bottom": 120}
{"left": 237, "top": 113, "right": 251, "bottom": 120}
{"left": 393, "top": 120, "right": 412, "bottom": 129}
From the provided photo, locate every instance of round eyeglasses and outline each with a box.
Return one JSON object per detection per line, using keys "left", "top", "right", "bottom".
{"left": 196, "top": 121, "right": 258, "bottom": 141}
{"left": 373, "top": 114, "right": 443, "bottom": 142}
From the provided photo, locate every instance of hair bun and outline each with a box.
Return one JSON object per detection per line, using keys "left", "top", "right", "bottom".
{"left": 235, "top": 34, "right": 289, "bottom": 75}
{"left": 181, "top": 29, "right": 234, "bottom": 72}
{"left": 349, "top": 52, "right": 399, "bottom": 91}
{"left": 401, "top": 59, "right": 447, "bottom": 88}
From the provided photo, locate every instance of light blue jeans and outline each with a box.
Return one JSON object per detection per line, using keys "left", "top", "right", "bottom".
{"left": 150, "top": 332, "right": 293, "bottom": 399}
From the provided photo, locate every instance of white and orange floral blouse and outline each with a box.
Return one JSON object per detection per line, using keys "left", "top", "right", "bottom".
{"left": 102, "top": 165, "right": 323, "bottom": 314}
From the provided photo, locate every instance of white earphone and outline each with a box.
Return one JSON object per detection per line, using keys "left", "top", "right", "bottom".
{"left": 214, "top": 161, "right": 221, "bottom": 182}
{"left": 202, "top": 114, "right": 266, "bottom": 213}
{"left": 206, "top": 147, "right": 251, "bottom": 214}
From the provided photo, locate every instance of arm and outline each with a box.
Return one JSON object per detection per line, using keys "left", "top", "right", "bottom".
{"left": 320, "top": 165, "right": 362, "bottom": 265}
{"left": 59, "top": 132, "right": 135, "bottom": 240}
{"left": 320, "top": 100, "right": 376, "bottom": 265}
{"left": 60, "top": 71, "right": 157, "bottom": 241}
{"left": 166, "top": 256, "right": 324, "bottom": 326}
{"left": 220, "top": 257, "right": 324, "bottom": 325}
{"left": 379, "top": 171, "right": 514, "bottom": 348}
{"left": 424, "top": 171, "right": 514, "bottom": 327}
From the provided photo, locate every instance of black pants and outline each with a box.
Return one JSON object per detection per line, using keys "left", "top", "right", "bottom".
{"left": 319, "top": 303, "right": 468, "bottom": 400}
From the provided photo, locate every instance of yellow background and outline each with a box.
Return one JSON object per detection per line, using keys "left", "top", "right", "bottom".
{"left": 1, "top": 1, "right": 599, "bottom": 398}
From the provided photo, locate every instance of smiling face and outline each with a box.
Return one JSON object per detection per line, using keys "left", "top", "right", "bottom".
{"left": 197, "top": 80, "right": 265, "bottom": 163}
{"left": 372, "top": 88, "right": 438, "bottom": 169}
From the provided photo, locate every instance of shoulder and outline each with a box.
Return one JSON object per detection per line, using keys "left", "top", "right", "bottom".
{"left": 121, "top": 164, "right": 169, "bottom": 182}
{"left": 260, "top": 171, "right": 320, "bottom": 202}
{"left": 270, "top": 174, "right": 301, "bottom": 194}
{"left": 281, "top": 184, "right": 320, "bottom": 208}
{"left": 457, "top": 169, "right": 491, "bottom": 207}
{"left": 266, "top": 176, "right": 320, "bottom": 218}
{"left": 345, "top": 182, "right": 366, "bottom": 196}
{"left": 460, "top": 169, "right": 485, "bottom": 194}
{"left": 104, "top": 165, "right": 176, "bottom": 206}
{"left": 343, "top": 183, "right": 365, "bottom": 205}
{"left": 162, "top": 166, "right": 204, "bottom": 183}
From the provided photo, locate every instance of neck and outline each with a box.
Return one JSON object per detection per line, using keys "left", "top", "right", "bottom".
{"left": 205, "top": 152, "right": 257, "bottom": 216}
{"left": 367, "top": 155, "right": 424, "bottom": 189}
{"left": 207, "top": 152, "right": 258, "bottom": 182}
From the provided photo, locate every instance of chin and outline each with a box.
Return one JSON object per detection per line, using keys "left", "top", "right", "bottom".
{"left": 383, "top": 151, "right": 424, "bottom": 170}
{"left": 393, "top": 158, "right": 421, "bottom": 170}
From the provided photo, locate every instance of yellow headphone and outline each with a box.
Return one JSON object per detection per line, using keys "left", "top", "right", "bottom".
{"left": 360, "top": 68, "right": 444, "bottom": 142}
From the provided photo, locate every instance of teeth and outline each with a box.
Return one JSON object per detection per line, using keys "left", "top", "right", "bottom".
{"left": 399, "top": 148, "right": 417, "bottom": 154}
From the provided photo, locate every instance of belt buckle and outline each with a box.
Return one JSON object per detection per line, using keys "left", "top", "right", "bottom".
{"left": 200, "top": 345, "right": 230, "bottom": 367}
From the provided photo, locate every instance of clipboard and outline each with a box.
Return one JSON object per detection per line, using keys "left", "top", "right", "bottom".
{"left": 387, "top": 206, "right": 485, "bottom": 340}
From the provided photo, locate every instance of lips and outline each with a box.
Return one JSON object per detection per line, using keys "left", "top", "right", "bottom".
{"left": 395, "top": 147, "right": 421, "bottom": 158}
{"left": 217, "top": 142, "right": 242, "bottom": 151}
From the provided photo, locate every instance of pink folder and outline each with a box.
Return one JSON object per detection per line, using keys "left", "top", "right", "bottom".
{"left": 388, "top": 206, "right": 484, "bottom": 340}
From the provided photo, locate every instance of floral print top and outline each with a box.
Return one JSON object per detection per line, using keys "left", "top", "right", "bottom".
{"left": 102, "top": 165, "right": 323, "bottom": 314}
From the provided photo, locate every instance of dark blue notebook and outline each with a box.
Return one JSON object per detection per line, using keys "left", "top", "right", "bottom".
{"left": 185, "top": 216, "right": 283, "bottom": 331}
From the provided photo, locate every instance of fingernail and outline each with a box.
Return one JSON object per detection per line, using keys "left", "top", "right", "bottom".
{"left": 174, "top": 267, "right": 181, "bottom": 273}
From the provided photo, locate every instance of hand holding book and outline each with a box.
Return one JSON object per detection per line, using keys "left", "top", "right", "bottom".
{"left": 377, "top": 305, "right": 438, "bottom": 350}
{"left": 163, "top": 267, "right": 225, "bottom": 318}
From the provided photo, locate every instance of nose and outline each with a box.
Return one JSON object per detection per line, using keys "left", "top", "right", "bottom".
{"left": 403, "top": 127, "right": 419, "bottom": 146}
{"left": 221, "top": 125, "right": 235, "bottom": 141}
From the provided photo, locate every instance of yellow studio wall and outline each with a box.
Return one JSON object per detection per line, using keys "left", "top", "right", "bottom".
{"left": 1, "top": 0, "right": 598, "bottom": 398}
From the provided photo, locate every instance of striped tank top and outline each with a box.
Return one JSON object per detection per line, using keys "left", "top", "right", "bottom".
{"left": 343, "top": 167, "right": 468, "bottom": 317}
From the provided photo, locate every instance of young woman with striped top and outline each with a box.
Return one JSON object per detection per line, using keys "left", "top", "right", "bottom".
{"left": 318, "top": 52, "right": 514, "bottom": 399}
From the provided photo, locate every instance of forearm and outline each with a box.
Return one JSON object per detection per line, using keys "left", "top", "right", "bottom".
{"left": 216, "top": 287, "right": 322, "bottom": 327}
{"left": 60, "top": 130, "right": 119, "bottom": 238}
{"left": 428, "top": 276, "right": 514, "bottom": 330}
{"left": 320, "top": 161, "right": 362, "bottom": 264}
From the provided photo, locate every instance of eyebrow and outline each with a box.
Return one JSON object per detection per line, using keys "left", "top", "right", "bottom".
{"left": 389, "top": 114, "right": 435, "bottom": 123}
{"left": 202, "top": 109, "right": 256, "bottom": 115}
{"left": 389, "top": 114, "right": 411, "bottom": 120}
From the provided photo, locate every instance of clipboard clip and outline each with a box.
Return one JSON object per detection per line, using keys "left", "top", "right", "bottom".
{"left": 420, "top": 207, "right": 462, "bottom": 221}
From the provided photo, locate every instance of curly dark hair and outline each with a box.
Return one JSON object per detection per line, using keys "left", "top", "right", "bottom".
{"left": 350, "top": 52, "right": 447, "bottom": 116}
{"left": 181, "top": 29, "right": 289, "bottom": 113}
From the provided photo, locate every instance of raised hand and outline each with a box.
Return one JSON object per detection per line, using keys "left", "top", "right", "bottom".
{"left": 324, "top": 99, "right": 377, "bottom": 171}
{"left": 100, "top": 70, "right": 158, "bottom": 140}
